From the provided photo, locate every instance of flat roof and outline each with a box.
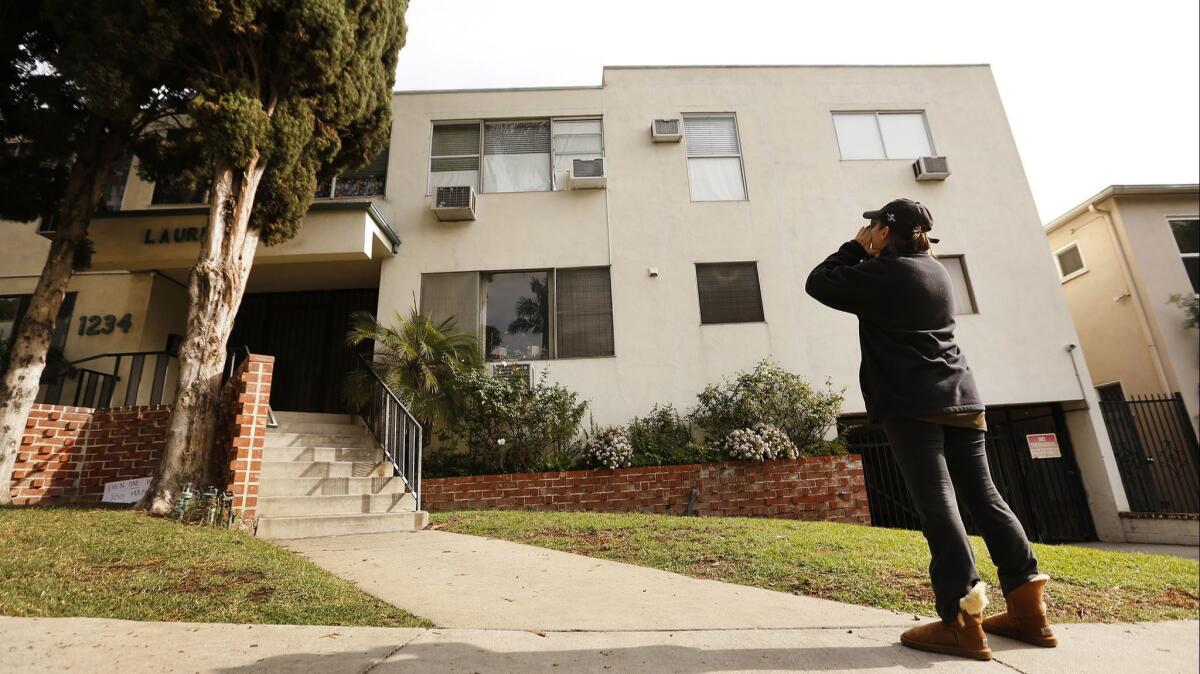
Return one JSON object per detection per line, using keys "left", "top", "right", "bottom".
{"left": 1044, "top": 184, "right": 1200, "bottom": 233}
{"left": 392, "top": 63, "right": 991, "bottom": 96}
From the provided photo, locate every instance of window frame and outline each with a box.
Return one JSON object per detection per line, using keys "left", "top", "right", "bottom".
{"left": 1053, "top": 241, "right": 1088, "bottom": 283}
{"left": 316, "top": 150, "right": 390, "bottom": 200}
{"left": 831, "top": 110, "right": 936, "bottom": 161}
{"left": 427, "top": 116, "right": 606, "bottom": 196}
{"left": 934, "top": 254, "right": 980, "bottom": 315}
{"left": 694, "top": 260, "right": 766, "bottom": 325}
{"left": 682, "top": 112, "right": 749, "bottom": 202}
{"left": 1165, "top": 214, "right": 1200, "bottom": 296}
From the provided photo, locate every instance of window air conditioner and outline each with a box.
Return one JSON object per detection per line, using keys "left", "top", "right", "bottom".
{"left": 489, "top": 362, "right": 533, "bottom": 388}
{"left": 650, "top": 118, "right": 682, "bottom": 143}
{"left": 432, "top": 185, "right": 476, "bottom": 221}
{"left": 913, "top": 156, "right": 951, "bottom": 181}
{"left": 568, "top": 158, "right": 607, "bottom": 189}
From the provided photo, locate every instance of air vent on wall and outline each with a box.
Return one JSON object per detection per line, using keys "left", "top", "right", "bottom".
{"left": 913, "top": 156, "right": 951, "bottom": 181}
{"left": 568, "top": 158, "right": 607, "bottom": 189}
{"left": 432, "top": 185, "right": 476, "bottom": 221}
{"left": 651, "top": 118, "right": 682, "bottom": 143}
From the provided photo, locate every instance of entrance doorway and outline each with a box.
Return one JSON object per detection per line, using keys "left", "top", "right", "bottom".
{"left": 229, "top": 288, "right": 378, "bottom": 413}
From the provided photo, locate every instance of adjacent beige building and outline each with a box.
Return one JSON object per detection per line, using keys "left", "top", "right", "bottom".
{"left": 1044, "top": 185, "right": 1200, "bottom": 434}
{"left": 2, "top": 65, "right": 1146, "bottom": 541}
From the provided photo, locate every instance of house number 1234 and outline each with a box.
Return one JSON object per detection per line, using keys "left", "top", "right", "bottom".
{"left": 77, "top": 313, "right": 133, "bottom": 336}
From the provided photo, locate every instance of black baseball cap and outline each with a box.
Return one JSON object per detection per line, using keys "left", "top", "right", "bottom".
{"left": 863, "top": 198, "right": 939, "bottom": 243}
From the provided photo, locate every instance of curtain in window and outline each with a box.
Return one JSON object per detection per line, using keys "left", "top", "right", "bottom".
{"left": 483, "top": 121, "right": 551, "bottom": 193}
{"left": 419, "top": 272, "right": 480, "bottom": 340}
{"left": 556, "top": 267, "right": 614, "bottom": 358}
{"left": 430, "top": 123, "right": 481, "bottom": 192}
{"left": 833, "top": 113, "right": 886, "bottom": 160}
{"left": 695, "top": 262, "right": 764, "bottom": 324}
{"left": 878, "top": 113, "right": 932, "bottom": 159}
{"left": 683, "top": 115, "right": 746, "bottom": 201}
{"left": 552, "top": 119, "right": 603, "bottom": 188}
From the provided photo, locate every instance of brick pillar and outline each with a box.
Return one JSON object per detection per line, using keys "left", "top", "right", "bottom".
{"left": 222, "top": 354, "right": 274, "bottom": 529}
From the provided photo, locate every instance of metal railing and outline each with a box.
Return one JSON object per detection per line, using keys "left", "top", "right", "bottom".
{"left": 356, "top": 354, "right": 422, "bottom": 510}
{"left": 39, "top": 350, "right": 177, "bottom": 408}
{"left": 1099, "top": 392, "right": 1199, "bottom": 514}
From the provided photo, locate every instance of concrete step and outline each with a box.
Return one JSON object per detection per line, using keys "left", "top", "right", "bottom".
{"left": 258, "top": 476, "right": 407, "bottom": 497}
{"left": 265, "top": 433, "right": 372, "bottom": 449}
{"left": 271, "top": 411, "right": 359, "bottom": 425}
{"left": 256, "top": 511, "right": 428, "bottom": 539}
{"left": 257, "top": 492, "right": 417, "bottom": 518}
{"left": 273, "top": 421, "right": 367, "bottom": 436}
{"left": 260, "top": 446, "right": 384, "bottom": 463}
{"left": 261, "top": 460, "right": 390, "bottom": 479}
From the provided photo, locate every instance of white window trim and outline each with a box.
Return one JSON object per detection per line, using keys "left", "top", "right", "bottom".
{"left": 831, "top": 110, "right": 936, "bottom": 161}
{"left": 682, "top": 112, "right": 749, "bottom": 203}
{"left": 1053, "top": 241, "right": 1088, "bottom": 283}
{"left": 427, "top": 116, "right": 605, "bottom": 196}
{"left": 1165, "top": 214, "right": 1200, "bottom": 296}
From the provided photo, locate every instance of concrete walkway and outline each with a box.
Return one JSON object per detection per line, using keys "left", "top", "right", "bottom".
{"left": 3, "top": 615, "right": 1197, "bottom": 673}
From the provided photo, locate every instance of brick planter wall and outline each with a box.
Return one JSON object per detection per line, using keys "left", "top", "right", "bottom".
{"left": 422, "top": 455, "right": 871, "bottom": 523}
{"left": 10, "top": 353, "right": 274, "bottom": 523}
{"left": 11, "top": 404, "right": 170, "bottom": 505}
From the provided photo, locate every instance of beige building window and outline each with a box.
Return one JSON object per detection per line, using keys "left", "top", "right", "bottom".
{"left": 1054, "top": 242, "right": 1087, "bottom": 282}
{"left": 695, "top": 262, "right": 764, "bottom": 324}
{"left": 429, "top": 122, "right": 483, "bottom": 193}
{"left": 936, "top": 255, "right": 979, "bottom": 314}
{"left": 315, "top": 151, "right": 389, "bottom": 199}
{"left": 1167, "top": 217, "right": 1199, "bottom": 293}
{"left": 683, "top": 114, "right": 747, "bottom": 201}
{"left": 832, "top": 112, "right": 933, "bottom": 160}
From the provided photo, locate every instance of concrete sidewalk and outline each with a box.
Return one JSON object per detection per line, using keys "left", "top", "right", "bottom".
{"left": 3, "top": 615, "right": 1197, "bottom": 673}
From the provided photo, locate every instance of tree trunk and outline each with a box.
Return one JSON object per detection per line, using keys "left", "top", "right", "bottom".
{"left": 141, "top": 158, "right": 265, "bottom": 515}
{"left": 0, "top": 124, "right": 122, "bottom": 505}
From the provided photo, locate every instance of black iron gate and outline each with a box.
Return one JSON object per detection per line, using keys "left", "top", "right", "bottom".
{"left": 843, "top": 404, "right": 1096, "bottom": 543}
{"left": 1099, "top": 393, "right": 1200, "bottom": 514}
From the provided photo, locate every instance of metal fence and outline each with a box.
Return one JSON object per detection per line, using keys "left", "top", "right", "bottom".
{"left": 1099, "top": 393, "right": 1199, "bottom": 514}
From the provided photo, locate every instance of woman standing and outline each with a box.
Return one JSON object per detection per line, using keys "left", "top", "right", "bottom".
{"left": 805, "top": 198, "right": 1057, "bottom": 661}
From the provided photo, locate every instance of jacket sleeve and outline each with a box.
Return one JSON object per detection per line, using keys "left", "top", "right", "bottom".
{"left": 805, "top": 240, "right": 891, "bottom": 317}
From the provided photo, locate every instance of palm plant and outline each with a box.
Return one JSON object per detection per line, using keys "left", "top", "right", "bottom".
{"left": 344, "top": 304, "right": 482, "bottom": 427}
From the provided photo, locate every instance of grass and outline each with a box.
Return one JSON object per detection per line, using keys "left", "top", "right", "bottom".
{"left": 0, "top": 507, "right": 432, "bottom": 627}
{"left": 431, "top": 510, "right": 1200, "bottom": 624}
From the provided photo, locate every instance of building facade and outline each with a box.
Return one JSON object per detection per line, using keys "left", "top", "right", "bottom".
{"left": 1044, "top": 185, "right": 1200, "bottom": 434}
{"left": 0, "top": 65, "right": 1135, "bottom": 540}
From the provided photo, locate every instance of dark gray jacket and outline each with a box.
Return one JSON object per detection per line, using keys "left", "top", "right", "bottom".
{"left": 805, "top": 240, "right": 984, "bottom": 421}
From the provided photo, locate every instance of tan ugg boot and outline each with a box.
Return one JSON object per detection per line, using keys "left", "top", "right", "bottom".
{"left": 982, "top": 574, "right": 1057, "bottom": 647}
{"left": 900, "top": 582, "right": 992, "bottom": 661}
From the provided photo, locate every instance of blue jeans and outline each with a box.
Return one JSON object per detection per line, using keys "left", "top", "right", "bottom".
{"left": 882, "top": 418, "right": 1041, "bottom": 623}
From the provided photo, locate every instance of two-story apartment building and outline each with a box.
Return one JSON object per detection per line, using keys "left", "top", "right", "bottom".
{"left": 0, "top": 65, "right": 1136, "bottom": 541}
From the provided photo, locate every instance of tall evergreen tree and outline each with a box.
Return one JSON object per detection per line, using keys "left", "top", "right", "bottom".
{"left": 139, "top": 0, "right": 408, "bottom": 513}
{"left": 0, "top": 1, "right": 185, "bottom": 504}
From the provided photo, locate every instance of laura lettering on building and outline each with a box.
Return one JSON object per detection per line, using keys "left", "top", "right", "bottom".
{"left": 144, "top": 227, "right": 208, "bottom": 244}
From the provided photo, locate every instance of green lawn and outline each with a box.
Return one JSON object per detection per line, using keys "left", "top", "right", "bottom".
{"left": 0, "top": 507, "right": 432, "bottom": 627}
{"left": 432, "top": 510, "right": 1199, "bottom": 624}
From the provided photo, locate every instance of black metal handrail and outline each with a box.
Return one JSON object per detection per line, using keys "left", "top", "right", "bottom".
{"left": 356, "top": 354, "right": 422, "bottom": 510}
{"left": 40, "top": 350, "right": 177, "bottom": 408}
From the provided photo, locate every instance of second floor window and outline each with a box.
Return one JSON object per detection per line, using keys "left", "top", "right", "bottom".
{"left": 683, "top": 114, "right": 747, "bottom": 201}
{"left": 833, "top": 111, "right": 933, "bottom": 160}
{"left": 695, "top": 262, "right": 764, "bottom": 324}
{"left": 1168, "top": 217, "right": 1199, "bottom": 293}
{"left": 484, "top": 121, "right": 551, "bottom": 193}
{"left": 936, "top": 255, "right": 979, "bottom": 314}
{"left": 315, "top": 151, "right": 389, "bottom": 199}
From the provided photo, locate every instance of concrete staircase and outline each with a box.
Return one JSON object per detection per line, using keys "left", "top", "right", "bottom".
{"left": 255, "top": 411, "right": 428, "bottom": 539}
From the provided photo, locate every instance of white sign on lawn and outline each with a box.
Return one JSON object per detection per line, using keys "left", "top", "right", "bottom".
{"left": 102, "top": 476, "right": 152, "bottom": 504}
{"left": 1026, "top": 433, "right": 1062, "bottom": 460}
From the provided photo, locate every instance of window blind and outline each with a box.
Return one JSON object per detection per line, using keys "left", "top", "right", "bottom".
{"left": 419, "top": 272, "right": 480, "bottom": 340}
{"left": 555, "top": 267, "right": 615, "bottom": 358}
{"left": 483, "top": 120, "right": 551, "bottom": 192}
{"left": 695, "top": 262, "right": 764, "bottom": 324}
{"left": 683, "top": 115, "right": 740, "bottom": 156}
{"left": 430, "top": 123, "right": 481, "bottom": 191}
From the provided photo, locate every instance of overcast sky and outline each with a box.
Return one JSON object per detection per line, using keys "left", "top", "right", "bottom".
{"left": 393, "top": 0, "right": 1199, "bottom": 223}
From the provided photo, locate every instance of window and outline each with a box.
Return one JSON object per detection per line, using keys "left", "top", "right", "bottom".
{"left": 832, "top": 112, "right": 933, "bottom": 160}
{"left": 483, "top": 121, "right": 552, "bottom": 193}
{"left": 695, "top": 262, "right": 764, "bottom": 324}
{"left": 429, "top": 122, "right": 482, "bottom": 193}
{"left": 556, "top": 267, "right": 614, "bottom": 358}
{"left": 1167, "top": 217, "right": 1199, "bottom": 293}
{"left": 936, "top": 255, "right": 978, "bottom": 314}
{"left": 1055, "top": 243, "right": 1086, "bottom": 281}
{"left": 683, "top": 114, "right": 747, "bottom": 201}
{"left": 1096, "top": 382, "right": 1125, "bottom": 402}
{"left": 552, "top": 119, "right": 603, "bottom": 188}
{"left": 151, "top": 178, "right": 207, "bottom": 205}
{"left": 1, "top": 293, "right": 76, "bottom": 352}
{"left": 101, "top": 154, "right": 132, "bottom": 212}
{"left": 420, "top": 267, "right": 614, "bottom": 361}
{"left": 316, "top": 151, "right": 389, "bottom": 199}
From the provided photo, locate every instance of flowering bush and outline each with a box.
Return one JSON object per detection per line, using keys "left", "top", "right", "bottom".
{"left": 625, "top": 403, "right": 719, "bottom": 466}
{"left": 722, "top": 423, "right": 799, "bottom": 461}
{"left": 581, "top": 426, "right": 635, "bottom": 470}
{"left": 692, "top": 359, "right": 846, "bottom": 456}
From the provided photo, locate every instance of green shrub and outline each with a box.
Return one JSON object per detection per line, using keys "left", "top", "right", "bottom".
{"left": 626, "top": 404, "right": 703, "bottom": 466}
{"left": 691, "top": 359, "right": 845, "bottom": 456}
{"left": 436, "top": 368, "right": 587, "bottom": 474}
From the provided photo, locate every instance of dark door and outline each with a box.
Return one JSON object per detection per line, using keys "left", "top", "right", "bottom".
{"left": 844, "top": 403, "right": 1096, "bottom": 543}
{"left": 229, "top": 288, "right": 377, "bottom": 413}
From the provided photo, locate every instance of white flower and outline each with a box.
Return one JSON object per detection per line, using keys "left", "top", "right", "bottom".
{"left": 497, "top": 438, "right": 506, "bottom": 447}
